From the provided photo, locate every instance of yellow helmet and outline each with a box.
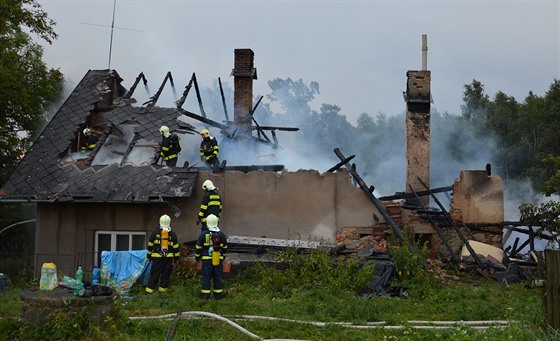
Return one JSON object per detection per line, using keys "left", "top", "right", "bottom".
{"left": 200, "top": 129, "right": 210, "bottom": 138}
{"left": 159, "top": 126, "right": 170, "bottom": 137}
{"left": 159, "top": 214, "right": 171, "bottom": 229}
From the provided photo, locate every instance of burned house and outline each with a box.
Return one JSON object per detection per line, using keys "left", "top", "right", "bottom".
{"left": 0, "top": 49, "right": 388, "bottom": 276}
{"left": 0, "top": 47, "right": 507, "bottom": 278}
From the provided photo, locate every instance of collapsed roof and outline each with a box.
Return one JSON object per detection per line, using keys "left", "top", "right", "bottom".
{"left": 0, "top": 69, "right": 198, "bottom": 203}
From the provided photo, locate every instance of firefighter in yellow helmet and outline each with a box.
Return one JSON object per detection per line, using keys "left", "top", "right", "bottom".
{"left": 145, "top": 214, "right": 181, "bottom": 293}
{"left": 195, "top": 214, "right": 228, "bottom": 300}
{"left": 199, "top": 128, "right": 219, "bottom": 168}
{"left": 156, "top": 126, "right": 181, "bottom": 167}
{"left": 197, "top": 179, "right": 222, "bottom": 230}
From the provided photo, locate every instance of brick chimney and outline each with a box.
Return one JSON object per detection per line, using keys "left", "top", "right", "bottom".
{"left": 231, "top": 49, "right": 258, "bottom": 133}
{"left": 404, "top": 70, "right": 431, "bottom": 207}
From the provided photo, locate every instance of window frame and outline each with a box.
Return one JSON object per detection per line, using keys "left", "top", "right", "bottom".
{"left": 94, "top": 230, "right": 146, "bottom": 266}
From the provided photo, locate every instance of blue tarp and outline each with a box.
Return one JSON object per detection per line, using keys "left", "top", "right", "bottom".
{"left": 101, "top": 250, "right": 150, "bottom": 295}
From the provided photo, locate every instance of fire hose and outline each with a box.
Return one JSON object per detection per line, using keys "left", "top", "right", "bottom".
{"left": 128, "top": 311, "right": 516, "bottom": 340}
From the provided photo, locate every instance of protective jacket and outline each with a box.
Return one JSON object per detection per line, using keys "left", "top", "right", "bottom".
{"left": 147, "top": 227, "right": 181, "bottom": 260}
{"left": 195, "top": 229, "right": 228, "bottom": 261}
{"left": 160, "top": 133, "right": 181, "bottom": 162}
{"left": 198, "top": 190, "right": 222, "bottom": 224}
{"left": 200, "top": 136, "right": 219, "bottom": 163}
{"left": 81, "top": 134, "right": 99, "bottom": 152}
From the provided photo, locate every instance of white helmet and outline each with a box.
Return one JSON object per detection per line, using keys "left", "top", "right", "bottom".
{"left": 159, "top": 125, "right": 170, "bottom": 137}
{"left": 159, "top": 214, "right": 171, "bottom": 230}
{"left": 83, "top": 128, "right": 91, "bottom": 135}
{"left": 202, "top": 180, "right": 216, "bottom": 191}
{"left": 206, "top": 214, "right": 219, "bottom": 231}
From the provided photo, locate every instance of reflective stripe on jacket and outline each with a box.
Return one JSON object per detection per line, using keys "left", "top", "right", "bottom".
{"left": 198, "top": 191, "right": 222, "bottom": 222}
{"left": 195, "top": 230, "right": 228, "bottom": 260}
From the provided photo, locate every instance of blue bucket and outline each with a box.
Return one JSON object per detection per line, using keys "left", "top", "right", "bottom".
{"left": 0, "top": 273, "right": 8, "bottom": 293}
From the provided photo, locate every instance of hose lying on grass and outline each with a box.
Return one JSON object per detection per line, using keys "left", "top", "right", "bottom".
{"left": 129, "top": 311, "right": 518, "bottom": 340}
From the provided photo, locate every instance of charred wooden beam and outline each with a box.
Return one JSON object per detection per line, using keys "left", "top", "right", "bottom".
{"left": 248, "top": 95, "right": 272, "bottom": 143}
{"left": 192, "top": 73, "right": 206, "bottom": 118}
{"left": 144, "top": 71, "right": 173, "bottom": 107}
{"left": 253, "top": 126, "right": 299, "bottom": 131}
{"left": 271, "top": 129, "right": 278, "bottom": 146}
{"left": 175, "top": 74, "right": 194, "bottom": 109}
{"left": 408, "top": 184, "right": 459, "bottom": 262}
{"left": 379, "top": 186, "right": 452, "bottom": 201}
{"left": 333, "top": 148, "right": 418, "bottom": 256}
{"left": 124, "top": 72, "right": 147, "bottom": 99}
{"left": 326, "top": 155, "right": 355, "bottom": 173}
{"left": 218, "top": 77, "right": 230, "bottom": 123}
{"left": 503, "top": 225, "right": 550, "bottom": 239}
{"left": 177, "top": 108, "right": 229, "bottom": 130}
{"left": 417, "top": 177, "right": 487, "bottom": 269}
{"left": 190, "top": 164, "right": 285, "bottom": 173}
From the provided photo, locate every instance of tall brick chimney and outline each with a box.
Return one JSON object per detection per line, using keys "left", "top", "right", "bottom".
{"left": 231, "top": 49, "right": 258, "bottom": 133}
{"left": 404, "top": 70, "right": 431, "bottom": 207}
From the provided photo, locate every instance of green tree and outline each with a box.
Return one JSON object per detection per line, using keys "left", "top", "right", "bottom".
{"left": 266, "top": 77, "right": 319, "bottom": 126}
{"left": 540, "top": 155, "right": 560, "bottom": 196}
{"left": 485, "top": 91, "right": 521, "bottom": 179}
{"left": 0, "top": 0, "right": 64, "bottom": 185}
{"left": 0, "top": 1, "right": 63, "bottom": 252}
{"left": 461, "top": 79, "right": 490, "bottom": 124}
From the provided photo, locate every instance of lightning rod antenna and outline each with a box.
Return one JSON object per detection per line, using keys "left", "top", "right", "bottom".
{"left": 108, "top": 0, "right": 117, "bottom": 69}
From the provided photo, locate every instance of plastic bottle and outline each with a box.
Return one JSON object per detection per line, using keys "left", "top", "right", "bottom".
{"left": 91, "top": 266, "right": 99, "bottom": 285}
{"left": 39, "top": 265, "right": 49, "bottom": 290}
{"left": 40, "top": 263, "right": 57, "bottom": 290}
{"left": 100, "top": 263, "right": 109, "bottom": 286}
{"left": 74, "top": 266, "right": 84, "bottom": 295}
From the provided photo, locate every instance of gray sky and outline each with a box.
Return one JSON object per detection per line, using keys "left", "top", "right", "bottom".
{"left": 38, "top": 0, "right": 559, "bottom": 124}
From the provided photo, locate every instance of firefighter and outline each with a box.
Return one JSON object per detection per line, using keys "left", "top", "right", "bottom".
{"left": 195, "top": 214, "right": 228, "bottom": 300}
{"left": 81, "top": 128, "right": 99, "bottom": 152}
{"left": 197, "top": 180, "right": 222, "bottom": 230}
{"left": 158, "top": 125, "right": 181, "bottom": 167}
{"left": 199, "top": 128, "right": 219, "bottom": 168}
{"left": 145, "top": 214, "right": 180, "bottom": 293}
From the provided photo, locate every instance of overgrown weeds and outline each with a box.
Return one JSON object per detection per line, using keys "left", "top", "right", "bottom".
{"left": 0, "top": 246, "right": 554, "bottom": 340}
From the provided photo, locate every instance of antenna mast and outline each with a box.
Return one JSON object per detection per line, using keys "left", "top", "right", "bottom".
{"left": 108, "top": 0, "right": 117, "bottom": 69}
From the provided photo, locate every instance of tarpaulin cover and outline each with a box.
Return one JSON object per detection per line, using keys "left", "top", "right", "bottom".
{"left": 101, "top": 250, "right": 151, "bottom": 295}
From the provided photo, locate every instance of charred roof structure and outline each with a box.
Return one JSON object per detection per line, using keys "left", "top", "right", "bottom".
{"left": 0, "top": 69, "right": 198, "bottom": 203}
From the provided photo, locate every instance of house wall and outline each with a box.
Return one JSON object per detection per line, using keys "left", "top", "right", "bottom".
{"left": 449, "top": 170, "right": 504, "bottom": 225}
{"left": 35, "top": 169, "right": 383, "bottom": 274}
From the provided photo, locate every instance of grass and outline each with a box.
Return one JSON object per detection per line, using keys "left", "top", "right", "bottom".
{"left": 0, "top": 247, "right": 557, "bottom": 340}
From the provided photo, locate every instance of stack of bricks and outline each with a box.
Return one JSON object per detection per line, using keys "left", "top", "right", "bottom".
{"left": 336, "top": 226, "right": 389, "bottom": 254}
{"left": 383, "top": 201, "right": 403, "bottom": 227}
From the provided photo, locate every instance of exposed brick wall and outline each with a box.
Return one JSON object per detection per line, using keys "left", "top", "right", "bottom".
{"left": 405, "top": 70, "right": 431, "bottom": 207}
{"left": 233, "top": 49, "right": 255, "bottom": 131}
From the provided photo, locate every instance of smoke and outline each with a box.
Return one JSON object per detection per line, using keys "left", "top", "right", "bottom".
{"left": 91, "top": 125, "right": 137, "bottom": 166}
{"left": 120, "top": 76, "right": 557, "bottom": 223}
{"left": 503, "top": 179, "right": 560, "bottom": 221}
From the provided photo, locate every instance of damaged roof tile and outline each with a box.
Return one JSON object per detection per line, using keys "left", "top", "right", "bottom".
{"left": 1, "top": 70, "right": 197, "bottom": 203}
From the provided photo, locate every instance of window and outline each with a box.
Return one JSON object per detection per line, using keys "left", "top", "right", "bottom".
{"left": 94, "top": 231, "right": 146, "bottom": 266}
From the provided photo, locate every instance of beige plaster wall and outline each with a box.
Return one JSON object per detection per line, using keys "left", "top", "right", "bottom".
{"left": 192, "top": 169, "right": 382, "bottom": 243}
{"left": 449, "top": 170, "right": 504, "bottom": 225}
{"left": 35, "top": 169, "right": 383, "bottom": 273}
